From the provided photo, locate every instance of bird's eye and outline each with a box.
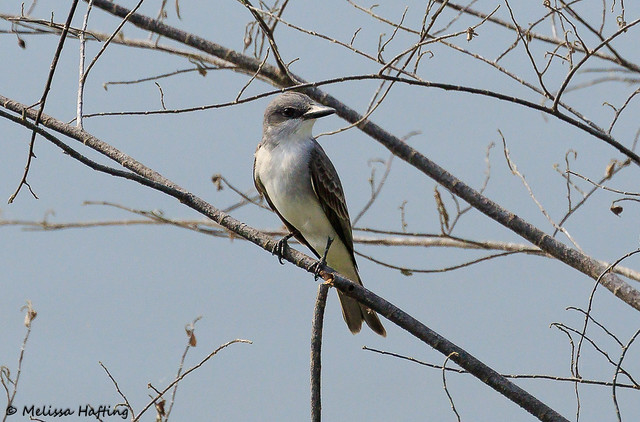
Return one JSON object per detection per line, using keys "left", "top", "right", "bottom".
{"left": 282, "top": 107, "right": 297, "bottom": 118}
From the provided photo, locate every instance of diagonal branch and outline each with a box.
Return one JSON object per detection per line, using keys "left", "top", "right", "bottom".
{"left": 553, "top": 16, "right": 640, "bottom": 110}
{"left": 1, "top": 95, "right": 568, "bottom": 422}
{"left": 16, "top": 0, "right": 640, "bottom": 315}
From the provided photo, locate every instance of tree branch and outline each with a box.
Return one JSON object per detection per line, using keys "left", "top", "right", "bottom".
{"left": 5, "top": 11, "right": 640, "bottom": 310}
{"left": 310, "top": 283, "right": 329, "bottom": 422}
{"left": 7, "top": 0, "right": 80, "bottom": 204}
{"left": 0, "top": 94, "right": 568, "bottom": 422}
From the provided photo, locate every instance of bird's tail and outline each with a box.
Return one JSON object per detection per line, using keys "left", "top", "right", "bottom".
{"left": 327, "top": 243, "right": 386, "bottom": 336}
{"left": 337, "top": 291, "right": 387, "bottom": 337}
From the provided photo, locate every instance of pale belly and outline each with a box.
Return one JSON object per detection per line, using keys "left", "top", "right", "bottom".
{"left": 255, "top": 142, "right": 359, "bottom": 282}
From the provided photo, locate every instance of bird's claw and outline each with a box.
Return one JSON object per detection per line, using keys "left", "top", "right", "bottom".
{"left": 312, "top": 236, "right": 334, "bottom": 281}
{"left": 272, "top": 233, "right": 294, "bottom": 265}
{"left": 310, "top": 261, "right": 324, "bottom": 281}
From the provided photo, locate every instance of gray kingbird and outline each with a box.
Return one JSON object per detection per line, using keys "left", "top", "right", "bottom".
{"left": 253, "top": 92, "right": 386, "bottom": 336}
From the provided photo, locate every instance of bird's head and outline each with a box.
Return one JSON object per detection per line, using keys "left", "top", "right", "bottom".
{"left": 263, "top": 92, "right": 335, "bottom": 139}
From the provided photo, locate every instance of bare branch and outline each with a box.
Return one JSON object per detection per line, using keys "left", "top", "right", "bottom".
{"left": 76, "top": 0, "right": 93, "bottom": 128}
{"left": 575, "top": 249, "right": 640, "bottom": 379}
{"left": 567, "top": 170, "right": 640, "bottom": 196}
{"left": 99, "top": 362, "right": 135, "bottom": 420}
{"left": 362, "top": 346, "right": 640, "bottom": 389}
{"left": 613, "top": 328, "right": 640, "bottom": 421}
{"left": 1, "top": 301, "right": 37, "bottom": 422}
{"left": 7, "top": 0, "right": 80, "bottom": 204}
{"left": 81, "top": 0, "right": 146, "bottom": 84}
{"left": 164, "top": 316, "right": 202, "bottom": 421}
{"left": 0, "top": 92, "right": 569, "bottom": 421}
{"left": 353, "top": 154, "right": 394, "bottom": 225}
{"left": 240, "top": 0, "right": 296, "bottom": 83}
{"left": 553, "top": 17, "right": 640, "bottom": 110}
{"left": 504, "top": 0, "right": 553, "bottom": 99}
{"left": 500, "top": 130, "right": 582, "bottom": 251}
{"left": 442, "top": 352, "right": 461, "bottom": 422}
{"left": 310, "top": 283, "right": 329, "bottom": 422}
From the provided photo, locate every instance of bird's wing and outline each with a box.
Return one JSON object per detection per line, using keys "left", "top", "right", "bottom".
{"left": 309, "top": 143, "right": 387, "bottom": 336}
{"left": 252, "top": 152, "right": 270, "bottom": 202}
{"left": 308, "top": 142, "right": 357, "bottom": 266}
{"left": 253, "top": 152, "right": 317, "bottom": 255}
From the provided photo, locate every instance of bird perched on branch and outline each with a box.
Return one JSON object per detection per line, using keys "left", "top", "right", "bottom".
{"left": 253, "top": 91, "right": 386, "bottom": 336}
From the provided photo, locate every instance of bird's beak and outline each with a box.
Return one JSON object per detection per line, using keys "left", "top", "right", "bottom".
{"left": 303, "top": 104, "right": 335, "bottom": 120}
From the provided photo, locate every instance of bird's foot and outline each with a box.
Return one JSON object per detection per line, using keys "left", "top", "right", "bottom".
{"left": 311, "top": 237, "right": 334, "bottom": 280}
{"left": 272, "top": 233, "right": 294, "bottom": 265}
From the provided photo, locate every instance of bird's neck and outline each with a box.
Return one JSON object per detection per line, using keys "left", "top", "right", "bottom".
{"left": 263, "top": 121, "right": 316, "bottom": 146}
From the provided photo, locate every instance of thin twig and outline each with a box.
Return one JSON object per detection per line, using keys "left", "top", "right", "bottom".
{"left": 81, "top": 0, "right": 147, "bottom": 84}
{"left": 132, "top": 339, "right": 252, "bottom": 422}
{"left": 99, "top": 362, "right": 135, "bottom": 420}
{"left": 567, "top": 171, "right": 640, "bottom": 196}
{"left": 1, "top": 301, "right": 37, "bottom": 422}
{"left": 504, "top": 0, "right": 554, "bottom": 99}
{"left": 575, "top": 249, "right": 640, "bottom": 379}
{"left": 355, "top": 249, "right": 521, "bottom": 275}
{"left": 240, "top": 0, "right": 296, "bottom": 83}
{"left": 442, "top": 352, "right": 461, "bottom": 422}
{"left": 553, "top": 16, "right": 640, "bottom": 110}
{"left": 165, "top": 316, "right": 202, "bottom": 421}
{"left": 552, "top": 322, "right": 639, "bottom": 387}
{"left": 553, "top": 158, "right": 631, "bottom": 236}
{"left": 103, "top": 65, "right": 234, "bottom": 88}
{"left": 7, "top": 0, "right": 80, "bottom": 203}
{"left": 566, "top": 307, "right": 624, "bottom": 347}
{"left": 236, "top": 47, "right": 271, "bottom": 101}
{"left": 77, "top": 0, "right": 93, "bottom": 128}
{"left": 353, "top": 154, "right": 394, "bottom": 225}
{"left": 500, "top": 130, "right": 582, "bottom": 251}
{"left": 612, "top": 328, "right": 640, "bottom": 421}
{"left": 361, "top": 346, "right": 640, "bottom": 389}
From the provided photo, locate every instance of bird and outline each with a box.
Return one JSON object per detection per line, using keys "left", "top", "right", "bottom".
{"left": 253, "top": 91, "right": 386, "bottom": 336}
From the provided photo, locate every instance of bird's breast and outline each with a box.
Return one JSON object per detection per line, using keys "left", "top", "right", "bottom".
{"left": 255, "top": 140, "right": 311, "bottom": 197}
{"left": 254, "top": 139, "right": 336, "bottom": 246}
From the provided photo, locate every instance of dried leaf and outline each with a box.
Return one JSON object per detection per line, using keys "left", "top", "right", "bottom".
{"left": 604, "top": 160, "right": 616, "bottom": 179}
{"left": 434, "top": 187, "right": 449, "bottom": 231}
{"left": 466, "top": 27, "right": 478, "bottom": 41}
{"left": 21, "top": 300, "right": 37, "bottom": 327}
{"left": 154, "top": 398, "right": 166, "bottom": 422}
{"left": 184, "top": 316, "right": 202, "bottom": 346}
{"left": 398, "top": 200, "right": 409, "bottom": 232}
{"left": 187, "top": 329, "right": 197, "bottom": 347}
{"left": 610, "top": 205, "right": 623, "bottom": 216}
{"left": 211, "top": 174, "right": 223, "bottom": 191}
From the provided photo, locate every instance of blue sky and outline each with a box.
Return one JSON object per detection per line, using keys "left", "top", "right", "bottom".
{"left": 2, "top": 1, "right": 640, "bottom": 421}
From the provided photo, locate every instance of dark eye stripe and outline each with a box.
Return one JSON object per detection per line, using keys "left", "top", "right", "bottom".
{"left": 281, "top": 107, "right": 302, "bottom": 118}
